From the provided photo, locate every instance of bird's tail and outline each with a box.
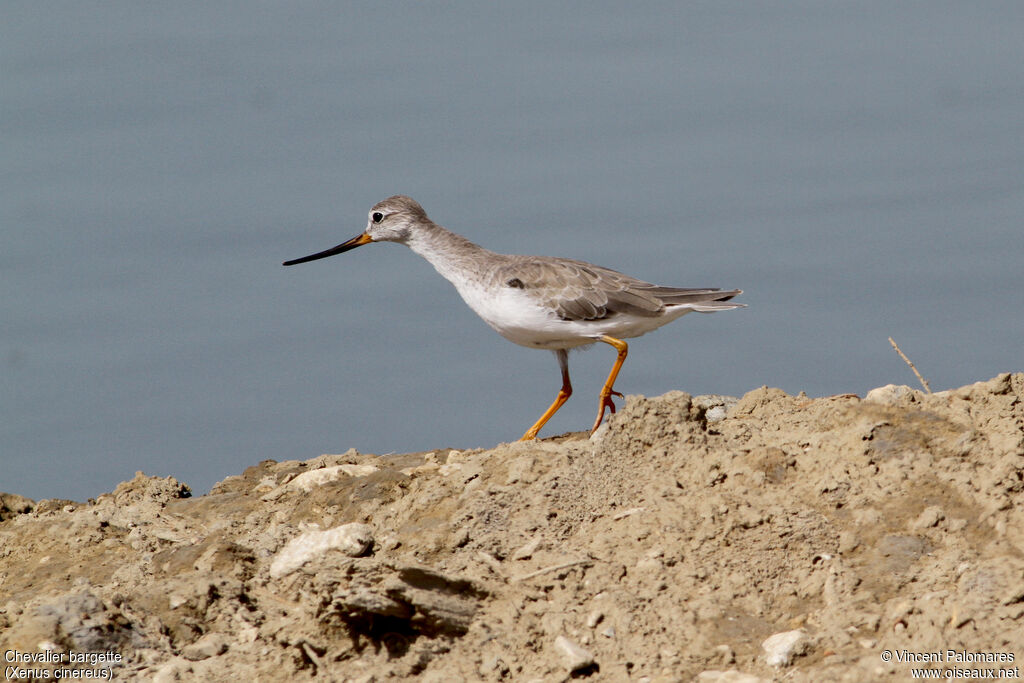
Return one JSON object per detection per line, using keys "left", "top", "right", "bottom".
{"left": 663, "top": 288, "right": 745, "bottom": 313}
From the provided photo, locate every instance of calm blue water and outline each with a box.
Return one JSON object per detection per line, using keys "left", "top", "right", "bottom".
{"left": 4, "top": 2, "right": 1023, "bottom": 501}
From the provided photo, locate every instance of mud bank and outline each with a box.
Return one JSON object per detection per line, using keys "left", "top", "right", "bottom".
{"left": 2, "top": 374, "right": 1022, "bottom": 682}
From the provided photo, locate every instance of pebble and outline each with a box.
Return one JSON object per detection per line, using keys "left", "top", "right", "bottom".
{"left": 553, "top": 635, "right": 595, "bottom": 671}
{"left": 714, "top": 644, "right": 735, "bottom": 665}
{"left": 705, "top": 406, "right": 728, "bottom": 422}
{"left": 837, "top": 530, "right": 860, "bottom": 554}
{"left": 512, "top": 537, "right": 542, "bottom": 561}
{"left": 761, "top": 629, "right": 809, "bottom": 667}
{"left": 913, "top": 506, "right": 945, "bottom": 529}
{"left": 864, "top": 384, "right": 918, "bottom": 405}
{"left": 151, "top": 657, "right": 193, "bottom": 683}
{"left": 269, "top": 523, "right": 374, "bottom": 578}
{"left": 612, "top": 507, "right": 645, "bottom": 520}
{"left": 181, "top": 632, "right": 228, "bottom": 661}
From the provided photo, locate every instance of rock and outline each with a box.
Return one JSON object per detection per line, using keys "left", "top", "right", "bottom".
{"left": 864, "top": 384, "right": 917, "bottom": 405}
{"left": 693, "top": 394, "right": 739, "bottom": 423}
{"left": 0, "top": 492, "right": 35, "bottom": 519}
{"left": 762, "top": 629, "right": 809, "bottom": 667}
{"left": 269, "top": 523, "right": 374, "bottom": 578}
{"left": 330, "top": 564, "right": 485, "bottom": 637}
{"left": 912, "top": 506, "right": 945, "bottom": 529}
{"left": 838, "top": 530, "right": 860, "bottom": 554}
{"left": 705, "top": 405, "right": 728, "bottom": 422}
{"left": 553, "top": 635, "right": 595, "bottom": 671}
{"left": 512, "top": 537, "right": 542, "bottom": 560}
{"left": 31, "top": 591, "right": 139, "bottom": 653}
{"left": 261, "top": 464, "right": 379, "bottom": 499}
{"left": 181, "top": 632, "right": 229, "bottom": 660}
{"left": 151, "top": 657, "right": 194, "bottom": 683}
{"left": 112, "top": 472, "right": 191, "bottom": 504}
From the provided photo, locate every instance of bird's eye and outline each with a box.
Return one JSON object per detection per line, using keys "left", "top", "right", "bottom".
{"left": 372, "top": 212, "right": 384, "bottom": 223}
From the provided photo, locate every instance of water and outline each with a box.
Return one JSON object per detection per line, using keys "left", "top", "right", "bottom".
{"left": 4, "top": 2, "right": 1022, "bottom": 501}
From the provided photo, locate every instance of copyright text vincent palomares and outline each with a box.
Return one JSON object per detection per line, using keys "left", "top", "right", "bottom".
{"left": 880, "top": 648, "right": 1020, "bottom": 679}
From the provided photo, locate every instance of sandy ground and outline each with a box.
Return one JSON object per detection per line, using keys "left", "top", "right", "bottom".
{"left": 2, "top": 373, "right": 1022, "bottom": 682}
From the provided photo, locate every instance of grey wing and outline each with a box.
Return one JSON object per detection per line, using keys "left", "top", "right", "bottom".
{"left": 639, "top": 285, "right": 743, "bottom": 306}
{"left": 492, "top": 257, "right": 742, "bottom": 321}
{"left": 492, "top": 257, "right": 666, "bottom": 321}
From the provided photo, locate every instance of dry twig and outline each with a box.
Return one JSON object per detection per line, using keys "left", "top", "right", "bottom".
{"left": 888, "top": 337, "right": 932, "bottom": 393}
{"left": 511, "top": 559, "right": 593, "bottom": 583}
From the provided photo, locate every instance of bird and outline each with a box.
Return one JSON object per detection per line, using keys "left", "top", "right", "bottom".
{"left": 283, "top": 195, "right": 743, "bottom": 440}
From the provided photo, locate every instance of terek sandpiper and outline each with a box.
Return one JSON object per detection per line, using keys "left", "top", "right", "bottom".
{"left": 284, "top": 195, "right": 744, "bottom": 440}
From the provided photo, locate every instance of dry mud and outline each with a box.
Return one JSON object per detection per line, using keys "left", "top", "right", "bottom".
{"left": 2, "top": 374, "right": 1023, "bottom": 682}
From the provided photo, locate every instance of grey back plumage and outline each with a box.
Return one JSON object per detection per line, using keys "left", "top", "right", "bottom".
{"left": 491, "top": 256, "right": 741, "bottom": 322}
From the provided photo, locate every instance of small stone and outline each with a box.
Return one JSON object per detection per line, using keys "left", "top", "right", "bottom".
{"left": 269, "top": 523, "right": 374, "bottom": 578}
{"left": 445, "top": 449, "right": 469, "bottom": 463}
{"left": 151, "top": 658, "right": 193, "bottom": 683}
{"left": 837, "top": 531, "right": 860, "bottom": 554}
{"left": 253, "top": 476, "right": 278, "bottom": 493}
{"left": 705, "top": 406, "right": 728, "bottom": 422}
{"left": 585, "top": 610, "right": 604, "bottom": 628}
{"left": 761, "top": 629, "right": 809, "bottom": 667}
{"left": 912, "top": 506, "right": 945, "bottom": 529}
{"left": 181, "top": 632, "right": 228, "bottom": 661}
{"left": 714, "top": 644, "right": 736, "bottom": 665}
{"left": 864, "top": 384, "right": 917, "bottom": 405}
{"left": 512, "top": 537, "right": 542, "bottom": 561}
{"left": 612, "top": 507, "right": 645, "bottom": 520}
{"left": 554, "top": 635, "right": 595, "bottom": 671}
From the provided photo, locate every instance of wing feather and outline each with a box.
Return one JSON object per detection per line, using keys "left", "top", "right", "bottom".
{"left": 489, "top": 256, "right": 740, "bottom": 322}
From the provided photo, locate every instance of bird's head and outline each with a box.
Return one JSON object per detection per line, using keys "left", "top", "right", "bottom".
{"left": 282, "top": 195, "right": 429, "bottom": 266}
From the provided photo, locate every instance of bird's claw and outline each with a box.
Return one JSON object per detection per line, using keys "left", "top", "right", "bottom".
{"left": 602, "top": 389, "right": 624, "bottom": 414}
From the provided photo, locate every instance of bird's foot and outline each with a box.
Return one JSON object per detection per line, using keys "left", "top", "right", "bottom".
{"left": 603, "top": 389, "right": 624, "bottom": 414}
{"left": 591, "top": 389, "right": 624, "bottom": 433}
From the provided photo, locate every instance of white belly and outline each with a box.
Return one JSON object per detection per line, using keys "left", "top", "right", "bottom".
{"left": 451, "top": 279, "right": 693, "bottom": 350}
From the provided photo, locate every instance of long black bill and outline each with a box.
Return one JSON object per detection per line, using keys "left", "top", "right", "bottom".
{"left": 282, "top": 232, "right": 374, "bottom": 266}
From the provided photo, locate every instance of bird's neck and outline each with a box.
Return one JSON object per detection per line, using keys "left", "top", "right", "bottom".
{"left": 405, "top": 223, "right": 495, "bottom": 284}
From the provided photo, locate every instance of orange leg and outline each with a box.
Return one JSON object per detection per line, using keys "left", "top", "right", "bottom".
{"left": 521, "top": 350, "right": 572, "bottom": 441}
{"left": 590, "top": 335, "right": 628, "bottom": 434}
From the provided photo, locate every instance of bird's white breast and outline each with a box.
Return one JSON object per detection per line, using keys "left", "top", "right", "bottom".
{"left": 451, "top": 278, "right": 568, "bottom": 347}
